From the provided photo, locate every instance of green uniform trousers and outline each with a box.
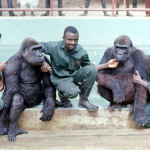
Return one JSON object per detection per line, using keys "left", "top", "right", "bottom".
{"left": 0, "top": 98, "right": 4, "bottom": 111}
{"left": 55, "top": 65, "right": 98, "bottom": 99}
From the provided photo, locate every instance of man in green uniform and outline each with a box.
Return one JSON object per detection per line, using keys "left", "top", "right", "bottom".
{"left": 133, "top": 55, "right": 150, "bottom": 127}
{"left": 0, "top": 33, "right": 6, "bottom": 111}
{"left": 41, "top": 26, "right": 118, "bottom": 112}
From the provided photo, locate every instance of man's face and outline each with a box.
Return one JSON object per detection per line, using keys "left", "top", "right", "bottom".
{"left": 63, "top": 32, "right": 79, "bottom": 52}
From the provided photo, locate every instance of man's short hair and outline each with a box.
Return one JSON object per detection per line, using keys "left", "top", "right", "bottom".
{"left": 63, "top": 26, "right": 79, "bottom": 37}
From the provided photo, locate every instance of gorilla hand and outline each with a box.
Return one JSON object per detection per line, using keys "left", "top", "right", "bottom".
{"left": 40, "top": 99, "right": 55, "bottom": 121}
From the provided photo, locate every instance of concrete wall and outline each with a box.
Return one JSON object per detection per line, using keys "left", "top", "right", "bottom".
{"left": 0, "top": 18, "right": 150, "bottom": 63}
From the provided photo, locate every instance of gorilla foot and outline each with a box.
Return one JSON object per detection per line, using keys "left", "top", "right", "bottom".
{"left": 133, "top": 106, "right": 147, "bottom": 127}
{"left": 16, "top": 129, "right": 28, "bottom": 135}
{"left": 108, "top": 104, "right": 122, "bottom": 112}
{"left": 113, "top": 94, "right": 125, "bottom": 103}
{"left": 0, "top": 127, "right": 7, "bottom": 135}
{"left": 8, "top": 129, "right": 28, "bottom": 142}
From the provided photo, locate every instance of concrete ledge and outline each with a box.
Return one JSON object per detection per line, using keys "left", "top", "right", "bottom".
{"left": 18, "top": 108, "right": 137, "bottom": 131}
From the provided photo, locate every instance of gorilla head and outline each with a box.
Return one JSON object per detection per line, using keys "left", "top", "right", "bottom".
{"left": 113, "top": 35, "right": 133, "bottom": 63}
{"left": 20, "top": 38, "right": 44, "bottom": 66}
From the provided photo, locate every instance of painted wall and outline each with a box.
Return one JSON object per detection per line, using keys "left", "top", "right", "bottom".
{"left": 0, "top": 17, "right": 150, "bottom": 63}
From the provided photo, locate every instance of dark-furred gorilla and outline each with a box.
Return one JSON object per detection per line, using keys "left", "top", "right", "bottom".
{"left": 97, "top": 35, "right": 148, "bottom": 127}
{"left": 0, "top": 38, "right": 57, "bottom": 142}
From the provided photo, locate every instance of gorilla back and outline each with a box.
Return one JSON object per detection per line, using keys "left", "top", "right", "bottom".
{"left": 97, "top": 35, "right": 148, "bottom": 127}
{"left": 0, "top": 38, "right": 56, "bottom": 142}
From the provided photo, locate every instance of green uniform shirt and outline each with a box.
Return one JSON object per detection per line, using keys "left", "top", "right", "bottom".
{"left": 41, "top": 40, "right": 91, "bottom": 85}
{"left": 147, "top": 55, "right": 150, "bottom": 92}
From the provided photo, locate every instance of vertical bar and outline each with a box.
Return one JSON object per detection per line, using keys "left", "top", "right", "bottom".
{"left": 112, "top": 0, "right": 115, "bottom": 16}
{"left": 50, "top": 0, "right": 53, "bottom": 16}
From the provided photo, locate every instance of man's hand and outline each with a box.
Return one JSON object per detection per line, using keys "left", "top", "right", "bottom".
{"left": 0, "top": 74, "right": 4, "bottom": 92}
{"left": 107, "top": 59, "right": 119, "bottom": 68}
{"left": 133, "top": 71, "right": 142, "bottom": 84}
{"left": 0, "top": 61, "right": 6, "bottom": 71}
{"left": 41, "top": 61, "right": 52, "bottom": 73}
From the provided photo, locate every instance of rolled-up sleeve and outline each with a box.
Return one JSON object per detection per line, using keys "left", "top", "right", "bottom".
{"left": 81, "top": 54, "right": 91, "bottom": 67}
{"left": 41, "top": 42, "right": 53, "bottom": 55}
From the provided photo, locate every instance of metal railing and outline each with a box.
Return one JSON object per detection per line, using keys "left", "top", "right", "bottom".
{"left": 0, "top": 0, "right": 150, "bottom": 17}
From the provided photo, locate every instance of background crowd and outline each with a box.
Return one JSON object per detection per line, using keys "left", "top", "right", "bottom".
{"left": 0, "top": 0, "right": 149, "bottom": 16}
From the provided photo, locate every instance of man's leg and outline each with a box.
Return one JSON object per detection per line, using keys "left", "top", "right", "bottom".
{"left": 145, "top": 0, "right": 150, "bottom": 16}
{"left": 115, "top": 0, "right": 121, "bottom": 16}
{"left": 0, "top": 98, "right": 4, "bottom": 111}
{"left": 74, "top": 65, "right": 98, "bottom": 111}
{"left": 41, "top": 0, "right": 50, "bottom": 16}
{"left": 7, "top": 0, "right": 17, "bottom": 16}
{"left": 132, "top": 0, "right": 137, "bottom": 8}
{"left": 100, "top": 0, "right": 110, "bottom": 16}
{"left": 79, "top": 0, "right": 90, "bottom": 16}
{"left": 58, "top": 0, "right": 65, "bottom": 16}
{"left": 0, "top": 0, "right": 2, "bottom": 16}
{"left": 55, "top": 78, "right": 80, "bottom": 107}
{"left": 126, "top": 0, "right": 133, "bottom": 16}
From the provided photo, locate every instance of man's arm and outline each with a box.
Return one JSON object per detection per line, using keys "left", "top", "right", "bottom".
{"left": 41, "top": 61, "right": 52, "bottom": 73}
{"left": 95, "top": 59, "right": 119, "bottom": 71}
{"left": 133, "top": 71, "right": 148, "bottom": 89}
{"left": 0, "top": 61, "right": 6, "bottom": 71}
{"left": 0, "top": 61, "right": 6, "bottom": 91}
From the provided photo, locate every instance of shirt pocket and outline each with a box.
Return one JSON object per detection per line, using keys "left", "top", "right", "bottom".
{"left": 70, "top": 57, "right": 81, "bottom": 70}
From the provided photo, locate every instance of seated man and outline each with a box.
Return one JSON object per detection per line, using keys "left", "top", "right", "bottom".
{"left": 41, "top": 26, "right": 118, "bottom": 111}
{"left": 0, "top": 33, "right": 6, "bottom": 111}
{"left": 133, "top": 55, "right": 150, "bottom": 127}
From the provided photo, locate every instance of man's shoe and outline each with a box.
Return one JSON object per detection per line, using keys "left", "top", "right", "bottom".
{"left": 78, "top": 86, "right": 98, "bottom": 112}
{"left": 58, "top": 92, "right": 73, "bottom": 108}
{"left": 41, "top": 12, "right": 49, "bottom": 16}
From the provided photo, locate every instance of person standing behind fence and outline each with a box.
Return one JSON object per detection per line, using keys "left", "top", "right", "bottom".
{"left": 0, "top": 33, "right": 6, "bottom": 111}
{"left": 19, "top": 0, "right": 39, "bottom": 16}
{"left": 0, "top": 0, "right": 17, "bottom": 16}
{"left": 115, "top": 0, "right": 133, "bottom": 16}
{"left": 41, "top": 0, "right": 65, "bottom": 16}
{"left": 132, "top": 0, "right": 137, "bottom": 8}
{"left": 79, "top": 0, "right": 110, "bottom": 16}
{"left": 145, "top": 0, "right": 150, "bottom": 17}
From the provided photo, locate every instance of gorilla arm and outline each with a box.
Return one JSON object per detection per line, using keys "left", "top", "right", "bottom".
{"left": 40, "top": 72, "right": 55, "bottom": 121}
{"left": 2, "top": 59, "right": 21, "bottom": 105}
{"left": 132, "top": 50, "right": 148, "bottom": 126}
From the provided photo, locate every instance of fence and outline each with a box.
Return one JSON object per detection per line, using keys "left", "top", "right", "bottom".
{"left": 0, "top": 0, "right": 150, "bottom": 16}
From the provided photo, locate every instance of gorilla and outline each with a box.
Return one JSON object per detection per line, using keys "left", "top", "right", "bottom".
{"left": 0, "top": 38, "right": 57, "bottom": 142}
{"left": 97, "top": 35, "right": 148, "bottom": 127}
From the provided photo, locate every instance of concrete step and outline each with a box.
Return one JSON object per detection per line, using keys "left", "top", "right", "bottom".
{"left": 1, "top": 129, "right": 150, "bottom": 150}
{"left": 18, "top": 107, "right": 137, "bottom": 131}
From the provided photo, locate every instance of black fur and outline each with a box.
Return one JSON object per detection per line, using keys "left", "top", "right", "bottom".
{"left": 0, "top": 38, "right": 56, "bottom": 142}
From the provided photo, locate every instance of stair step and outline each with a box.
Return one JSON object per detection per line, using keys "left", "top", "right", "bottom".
{"left": 1, "top": 129, "right": 150, "bottom": 149}
{"left": 18, "top": 107, "right": 136, "bottom": 131}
